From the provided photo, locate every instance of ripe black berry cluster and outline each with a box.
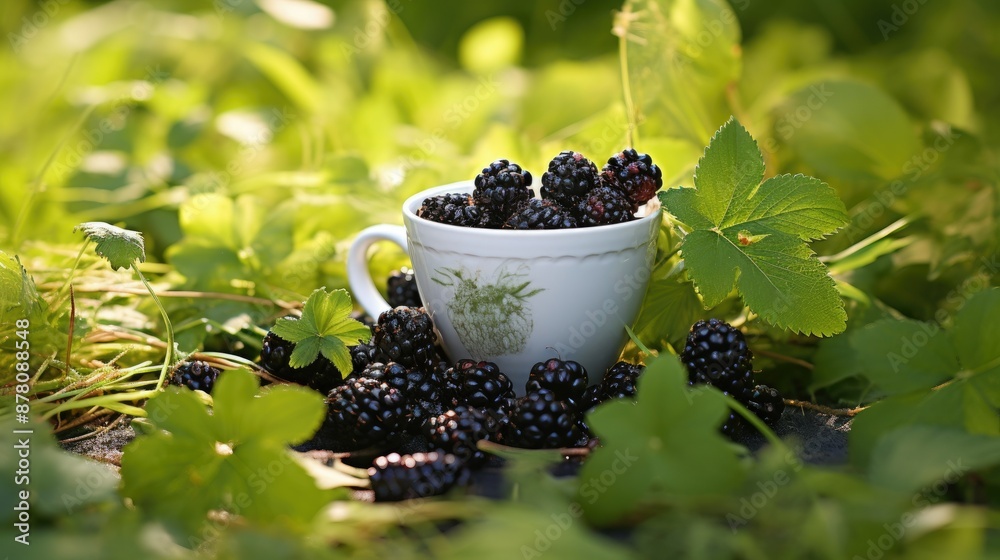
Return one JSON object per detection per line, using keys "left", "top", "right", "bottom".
{"left": 259, "top": 303, "right": 655, "bottom": 501}
{"left": 417, "top": 149, "right": 663, "bottom": 230}
{"left": 680, "top": 319, "right": 785, "bottom": 437}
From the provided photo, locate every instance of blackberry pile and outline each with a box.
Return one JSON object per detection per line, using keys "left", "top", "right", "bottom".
{"left": 680, "top": 319, "right": 785, "bottom": 437}
{"left": 416, "top": 149, "right": 663, "bottom": 230}
{"left": 255, "top": 303, "right": 787, "bottom": 501}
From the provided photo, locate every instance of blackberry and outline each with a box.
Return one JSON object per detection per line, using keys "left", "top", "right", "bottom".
{"left": 260, "top": 321, "right": 344, "bottom": 394}
{"left": 746, "top": 384, "right": 784, "bottom": 426}
{"left": 579, "top": 384, "right": 603, "bottom": 412}
{"left": 350, "top": 342, "right": 377, "bottom": 375}
{"left": 601, "top": 148, "right": 663, "bottom": 208}
{"left": 324, "top": 377, "right": 408, "bottom": 451}
{"left": 417, "top": 193, "right": 487, "bottom": 228}
{"left": 445, "top": 359, "right": 516, "bottom": 419}
{"left": 502, "top": 198, "right": 577, "bottom": 230}
{"left": 599, "top": 361, "right": 644, "bottom": 401}
{"left": 506, "top": 390, "right": 580, "bottom": 449}
{"left": 359, "top": 361, "right": 446, "bottom": 429}
{"left": 387, "top": 268, "right": 421, "bottom": 308}
{"left": 525, "top": 358, "right": 589, "bottom": 402}
{"left": 680, "top": 319, "right": 754, "bottom": 398}
{"left": 473, "top": 159, "right": 534, "bottom": 227}
{"left": 539, "top": 150, "right": 600, "bottom": 206}
{"left": 425, "top": 406, "right": 501, "bottom": 466}
{"left": 371, "top": 307, "right": 441, "bottom": 372}
{"left": 368, "top": 451, "right": 470, "bottom": 502}
{"left": 574, "top": 186, "right": 635, "bottom": 227}
{"left": 169, "top": 360, "right": 221, "bottom": 393}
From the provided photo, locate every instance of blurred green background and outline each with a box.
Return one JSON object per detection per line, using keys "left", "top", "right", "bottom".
{"left": 0, "top": 0, "right": 997, "bottom": 378}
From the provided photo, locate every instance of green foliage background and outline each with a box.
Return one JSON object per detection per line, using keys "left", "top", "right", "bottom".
{"left": 0, "top": 0, "right": 998, "bottom": 558}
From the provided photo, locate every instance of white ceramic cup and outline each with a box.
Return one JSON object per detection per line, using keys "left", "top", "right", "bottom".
{"left": 347, "top": 180, "right": 660, "bottom": 391}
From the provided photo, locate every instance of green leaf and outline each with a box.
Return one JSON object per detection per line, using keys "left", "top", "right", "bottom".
{"left": 660, "top": 118, "right": 848, "bottom": 335}
{"left": 632, "top": 276, "right": 704, "bottom": 350}
{"left": 850, "top": 319, "right": 958, "bottom": 395}
{"left": 0, "top": 416, "right": 118, "bottom": 520}
{"left": 120, "top": 369, "right": 332, "bottom": 534}
{"left": 867, "top": 426, "right": 1000, "bottom": 494}
{"left": 73, "top": 221, "right": 146, "bottom": 271}
{"left": 577, "top": 354, "right": 745, "bottom": 526}
{"left": 270, "top": 288, "right": 371, "bottom": 373}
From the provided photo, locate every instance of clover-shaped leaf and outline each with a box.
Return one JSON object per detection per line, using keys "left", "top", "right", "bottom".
{"left": 74, "top": 221, "right": 146, "bottom": 271}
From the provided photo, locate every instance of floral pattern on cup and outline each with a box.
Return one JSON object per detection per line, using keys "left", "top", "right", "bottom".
{"left": 432, "top": 265, "right": 542, "bottom": 358}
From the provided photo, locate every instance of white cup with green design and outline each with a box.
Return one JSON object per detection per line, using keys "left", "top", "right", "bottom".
{"left": 347, "top": 180, "right": 661, "bottom": 391}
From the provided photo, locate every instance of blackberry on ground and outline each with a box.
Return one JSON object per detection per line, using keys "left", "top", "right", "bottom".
{"left": 387, "top": 268, "right": 421, "bottom": 308}
{"left": 425, "top": 406, "right": 501, "bottom": 466}
{"left": 473, "top": 159, "right": 534, "bottom": 227}
{"left": 574, "top": 186, "right": 635, "bottom": 227}
{"left": 721, "top": 410, "right": 750, "bottom": 438}
{"left": 680, "top": 319, "right": 754, "bottom": 398}
{"left": 745, "top": 384, "right": 784, "bottom": 426}
{"left": 506, "top": 390, "right": 580, "bottom": 449}
{"left": 170, "top": 360, "right": 221, "bottom": 393}
{"left": 502, "top": 198, "right": 577, "bottom": 230}
{"left": 358, "top": 361, "right": 446, "bottom": 429}
{"left": 445, "top": 359, "right": 516, "bottom": 419}
{"left": 525, "top": 358, "right": 589, "bottom": 402}
{"left": 601, "top": 148, "right": 663, "bottom": 208}
{"left": 417, "top": 193, "right": 487, "bottom": 228}
{"left": 368, "top": 451, "right": 470, "bottom": 502}
{"left": 371, "top": 307, "right": 441, "bottom": 372}
{"left": 324, "top": 377, "right": 408, "bottom": 451}
{"left": 260, "top": 320, "right": 344, "bottom": 394}
{"left": 540, "top": 150, "right": 600, "bottom": 206}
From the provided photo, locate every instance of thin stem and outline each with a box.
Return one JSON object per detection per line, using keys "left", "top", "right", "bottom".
{"left": 614, "top": 5, "right": 638, "bottom": 147}
{"left": 133, "top": 264, "right": 175, "bottom": 391}
{"left": 783, "top": 398, "right": 864, "bottom": 417}
{"left": 64, "top": 286, "right": 76, "bottom": 374}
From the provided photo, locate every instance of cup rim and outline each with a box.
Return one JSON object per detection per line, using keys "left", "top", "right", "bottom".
{"left": 403, "top": 180, "right": 662, "bottom": 236}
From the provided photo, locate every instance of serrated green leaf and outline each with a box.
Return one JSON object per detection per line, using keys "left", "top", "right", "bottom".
{"left": 850, "top": 319, "right": 958, "bottom": 395}
{"left": 271, "top": 288, "right": 370, "bottom": 374}
{"left": 578, "top": 355, "right": 745, "bottom": 526}
{"left": 288, "top": 337, "right": 322, "bottom": 369}
{"left": 689, "top": 116, "right": 765, "bottom": 226}
{"left": 74, "top": 221, "right": 146, "bottom": 271}
{"left": 660, "top": 118, "right": 848, "bottom": 335}
{"left": 680, "top": 228, "right": 847, "bottom": 335}
{"left": 867, "top": 426, "right": 1000, "bottom": 494}
{"left": 120, "top": 369, "right": 331, "bottom": 534}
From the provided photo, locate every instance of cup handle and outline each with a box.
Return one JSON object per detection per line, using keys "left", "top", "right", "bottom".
{"left": 347, "top": 224, "right": 408, "bottom": 320}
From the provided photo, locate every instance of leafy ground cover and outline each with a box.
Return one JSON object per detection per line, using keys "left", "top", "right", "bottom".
{"left": 1, "top": 0, "right": 998, "bottom": 558}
